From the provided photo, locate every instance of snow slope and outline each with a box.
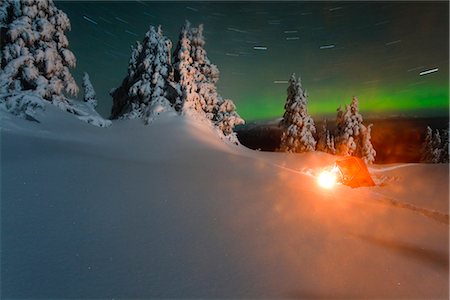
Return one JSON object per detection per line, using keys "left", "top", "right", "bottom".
{"left": 1, "top": 105, "right": 449, "bottom": 299}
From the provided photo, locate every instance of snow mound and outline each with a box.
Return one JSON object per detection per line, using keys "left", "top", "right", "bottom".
{"left": 1, "top": 91, "right": 111, "bottom": 128}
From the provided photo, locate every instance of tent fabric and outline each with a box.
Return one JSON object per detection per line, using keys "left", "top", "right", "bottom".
{"left": 335, "top": 157, "right": 376, "bottom": 188}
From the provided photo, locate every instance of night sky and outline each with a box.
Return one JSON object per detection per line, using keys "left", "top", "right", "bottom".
{"left": 57, "top": 1, "right": 449, "bottom": 121}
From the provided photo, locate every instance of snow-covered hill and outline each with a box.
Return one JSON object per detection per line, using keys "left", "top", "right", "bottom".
{"left": 1, "top": 106, "right": 448, "bottom": 298}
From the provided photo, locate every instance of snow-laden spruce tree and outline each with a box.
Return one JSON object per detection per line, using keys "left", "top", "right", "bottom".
{"left": 421, "top": 126, "right": 448, "bottom": 163}
{"left": 433, "top": 130, "right": 442, "bottom": 160}
{"left": 0, "top": 0, "right": 78, "bottom": 108}
{"left": 189, "top": 24, "right": 220, "bottom": 118}
{"left": 279, "top": 74, "right": 316, "bottom": 153}
{"left": 172, "top": 21, "right": 202, "bottom": 115}
{"left": 316, "top": 119, "right": 336, "bottom": 154}
{"left": 172, "top": 21, "right": 244, "bottom": 140}
{"left": 356, "top": 124, "right": 376, "bottom": 164}
{"left": 82, "top": 72, "right": 97, "bottom": 108}
{"left": 110, "top": 25, "right": 177, "bottom": 123}
{"left": 0, "top": 0, "right": 110, "bottom": 127}
{"left": 334, "top": 96, "right": 376, "bottom": 163}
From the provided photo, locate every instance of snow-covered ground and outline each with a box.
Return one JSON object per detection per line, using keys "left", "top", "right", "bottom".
{"left": 1, "top": 104, "right": 448, "bottom": 298}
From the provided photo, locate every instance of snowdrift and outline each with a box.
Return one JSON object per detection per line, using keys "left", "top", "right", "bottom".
{"left": 1, "top": 107, "right": 448, "bottom": 298}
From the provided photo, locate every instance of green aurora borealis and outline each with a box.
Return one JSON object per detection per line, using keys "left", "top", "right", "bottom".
{"left": 57, "top": 1, "right": 449, "bottom": 121}
{"left": 236, "top": 83, "right": 449, "bottom": 120}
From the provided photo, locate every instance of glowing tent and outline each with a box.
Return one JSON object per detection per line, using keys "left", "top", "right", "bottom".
{"left": 335, "top": 157, "right": 376, "bottom": 188}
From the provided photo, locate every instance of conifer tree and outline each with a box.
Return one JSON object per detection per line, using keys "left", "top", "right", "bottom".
{"left": 421, "top": 126, "right": 434, "bottom": 162}
{"left": 326, "top": 131, "right": 336, "bottom": 154}
{"left": 440, "top": 129, "right": 449, "bottom": 163}
{"left": 317, "top": 119, "right": 336, "bottom": 154}
{"left": 82, "top": 72, "right": 97, "bottom": 108}
{"left": 421, "top": 126, "right": 448, "bottom": 163}
{"left": 357, "top": 124, "right": 376, "bottom": 164}
{"left": 279, "top": 74, "right": 316, "bottom": 152}
{"left": 172, "top": 21, "right": 244, "bottom": 138}
{"left": 0, "top": 1, "right": 109, "bottom": 127}
{"left": 334, "top": 96, "right": 376, "bottom": 163}
{"left": 189, "top": 24, "right": 220, "bottom": 118}
{"left": 317, "top": 119, "right": 328, "bottom": 152}
{"left": 431, "top": 129, "right": 442, "bottom": 163}
{"left": 0, "top": 0, "right": 78, "bottom": 102}
{"left": 172, "top": 21, "right": 202, "bottom": 115}
{"left": 110, "top": 25, "right": 176, "bottom": 123}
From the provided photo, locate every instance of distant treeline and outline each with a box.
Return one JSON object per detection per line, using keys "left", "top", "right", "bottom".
{"left": 236, "top": 116, "right": 449, "bottom": 164}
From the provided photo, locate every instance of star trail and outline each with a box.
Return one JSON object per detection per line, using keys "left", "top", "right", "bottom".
{"left": 58, "top": 1, "right": 449, "bottom": 121}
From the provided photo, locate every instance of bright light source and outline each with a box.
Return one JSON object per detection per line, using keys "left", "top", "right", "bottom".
{"left": 317, "top": 169, "right": 337, "bottom": 189}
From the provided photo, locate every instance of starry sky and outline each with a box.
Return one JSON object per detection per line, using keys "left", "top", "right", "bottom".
{"left": 57, "top": 1, "right": 449, "bottom": 121}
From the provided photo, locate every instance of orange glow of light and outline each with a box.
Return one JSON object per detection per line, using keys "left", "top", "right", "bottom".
{"left": 317, "top": 168, "right": 338, "bottom": 189}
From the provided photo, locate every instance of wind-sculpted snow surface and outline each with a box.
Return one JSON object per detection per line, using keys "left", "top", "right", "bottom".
{"left": 1, "top": 107, "right": 448, "bottom": 299}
